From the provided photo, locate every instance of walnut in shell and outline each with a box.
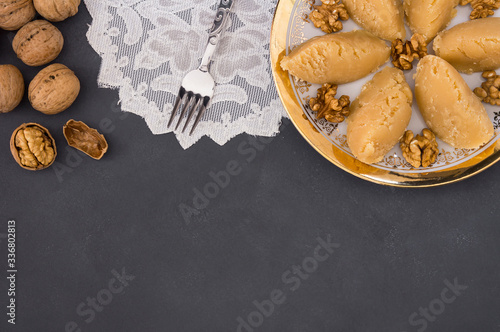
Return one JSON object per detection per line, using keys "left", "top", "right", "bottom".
{"left": 28, "top": 63, "right": 80, "bottom": 114}
{"left": 33, "top": 0, "right": 80, "bottom": 22}
{"left": 63, "top": 120, "right": 108, "bottom": 160}
{"left": 10, "top": 123, "right": 57, "bottom": 170}
{"left": 12, "top": 20, "right": 64, "bottom": 66}
{"left": 0, "top": 64, "right": 24, "bottom": 113}
{"left": 0, "top": 0, "right": 36, "bottom": 31}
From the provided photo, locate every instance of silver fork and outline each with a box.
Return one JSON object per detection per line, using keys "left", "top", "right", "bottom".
{"left": 168, "top": 0, "right": 235, "bottom": 135}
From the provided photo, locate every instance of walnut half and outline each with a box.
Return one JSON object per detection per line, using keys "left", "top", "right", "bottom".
{"left": 309, "top": 0, "right": 349, "bottom": 34}
{"left": 63, "top": 120, "right": 108, "bottom": 160}
{"left": 461, "top": 0, "right": 500, "bottom": 19}
{"left": 473, "top": 70, "right": 500, "bottom": 106}
{"left": 400, "top": 129, "right": 439, "bottom": 168}
{"left": 309, "top": 83, "right": 350, "bottom": 123}
{"left": 391, "top": 34, "right": 428, "bottom": 70}
{"left": 10, "top": 123, "right": 57, "bottom": 171}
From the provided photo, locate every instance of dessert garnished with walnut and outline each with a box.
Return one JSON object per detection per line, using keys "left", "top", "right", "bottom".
{"left": 391, "top": 34, "right": 428, "bottom": 70}
{"left": 309, "top": 84, "right": 350, "bottom": 123}
{"left": 309, "top": 0, "right": 349, "bottom": 34}
{"left": 281, "top": 0, "right": 499, "bottom": 169}
{"left": 10, "top": 123, "right": 57, "bottom": 171}
{"left": 400, "top": 129, "right": 439, "bottom": 168}
{"left": 474, "top": 71, "right": 500, "bottom": 106}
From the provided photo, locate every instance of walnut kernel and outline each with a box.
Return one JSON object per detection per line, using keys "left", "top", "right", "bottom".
{"left": 400, "top": 129, "right": 439, "bottom": 168}
{"left": 391, "top": 34, "right": 428, "bottom": 70}
{"left": 33, "top": 0, "right": 80, "bottom": 22}
{"left": 461, "top": 0, "right": 500, "bottom": 19}
{"left": 28, "top": 63, "right": 80, "bottom": 115}
{"left": 309, "top": 0, "right": 349, "bottom": 34}
{"left": 12, "top": 20, "right": 64, "bottom": 67}
{"left": 309, "top": 83, "right": 350, "bottom": 123}
{"left": 474, "top": 70, "right": 500, "bottom": 106}
{"left": 10, "top": 123, "right": 57, "bottom": 170}
{"left": 63, "top": 120, "right": 108, "bottom": 160}
{"left": 0, "top": 0, "right": 36, "bottom": 31}
{"left": 0, "top": 64, "right": 24, "bottom": 113}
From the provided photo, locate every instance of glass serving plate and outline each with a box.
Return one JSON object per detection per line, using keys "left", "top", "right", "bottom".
{"left": 270, "top": 0, "right": 500, "bottom": 187}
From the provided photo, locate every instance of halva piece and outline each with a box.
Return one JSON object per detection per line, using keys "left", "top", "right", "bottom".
{"left": 347, "top": 67, "right": 413, "bottom": 164}
{"left": 414, "top": 55, "right": 494, "bottom": 149}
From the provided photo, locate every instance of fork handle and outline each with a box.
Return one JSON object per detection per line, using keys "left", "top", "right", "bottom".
{"left": 199, "top": 0, "right": 235, "bottom": 72}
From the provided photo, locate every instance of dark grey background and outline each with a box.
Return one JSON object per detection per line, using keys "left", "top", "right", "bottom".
{"left": 1, "top": 4, "right": 500, "bottom": 332}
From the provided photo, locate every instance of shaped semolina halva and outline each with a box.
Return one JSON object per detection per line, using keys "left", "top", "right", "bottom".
{"left": 280, "top": 30, "right": 390, "bottom": 85}
{"left": 342, "top": 0, "right": 406, "bottom": 41}
{"left": 347, "top": 67, "right": 413, "bottom": 164}
{"left": 404, "top": 0, "right": 459, "bottom": 42}
{"left": 414, "top": 55, "right": 494, "bottom": 149}
{"left": 433, "top": 18, "right": 500, "bottom": 74}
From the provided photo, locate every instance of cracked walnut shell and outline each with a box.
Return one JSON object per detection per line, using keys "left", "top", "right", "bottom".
{"left": 400, "top": 129, "right": 439, "bottom": 168}
{"left": 33, "top": 0, "right": 80, "bottom": 22}
{"left": 0, "top": 64, "right": 24, "bottom": 113}
{"left": 29, "top": 63, "right": 80, "bottom": 115}
{"left": 0, "top": 0, "right": 36, "bottom": 31}
{"left": 63, "top": 120, "right": 108, "bottom": 160}
{"left": 13, "top": 20, "right": 64, "bottom": 67}
{"left": 10, "top": 123, "right": 57, "bottom": 170}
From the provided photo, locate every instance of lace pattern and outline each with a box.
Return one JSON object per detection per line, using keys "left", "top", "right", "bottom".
{"left": 83, "top": 0, "right": 286, "bottom": 149}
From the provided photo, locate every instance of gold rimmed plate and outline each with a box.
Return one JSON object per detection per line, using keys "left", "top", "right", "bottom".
{"left": 270, "top": 0, "right": 500, "bottom": 187}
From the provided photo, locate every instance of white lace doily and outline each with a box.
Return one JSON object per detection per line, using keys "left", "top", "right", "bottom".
{"left": 83, "top": 0, "right": 287, "bottom": 149}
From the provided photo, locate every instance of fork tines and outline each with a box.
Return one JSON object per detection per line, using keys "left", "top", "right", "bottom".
{"left": 168, "top": 87, "right": 210, "bottom": 135}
